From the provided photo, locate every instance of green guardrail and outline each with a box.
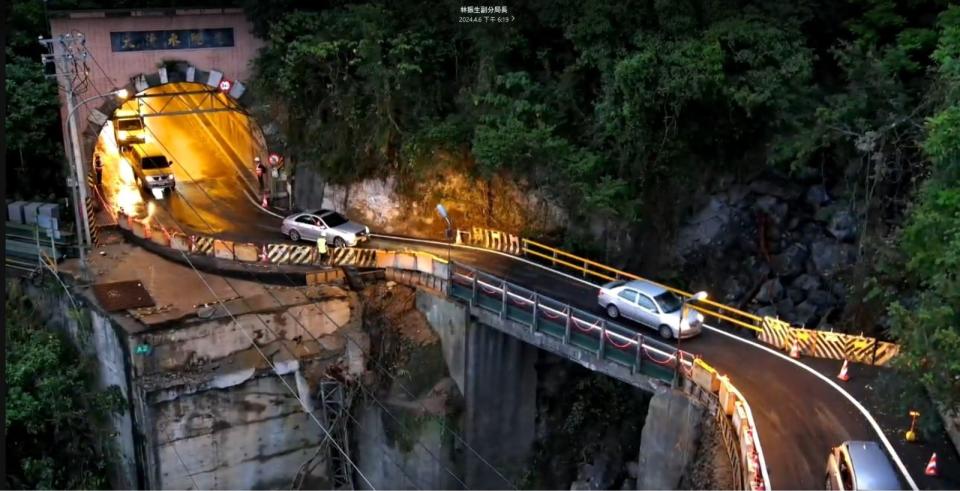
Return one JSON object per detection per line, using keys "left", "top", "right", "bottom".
{"left": 449, "top": 263, "right": 692, "bottom": 383}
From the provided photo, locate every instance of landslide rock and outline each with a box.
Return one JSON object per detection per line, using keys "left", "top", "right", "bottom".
{"left": 754, "top": 278, "right": 784, "bottom": 304}
{"left": 810, "top": 240, "right": 856, "bottom": 277}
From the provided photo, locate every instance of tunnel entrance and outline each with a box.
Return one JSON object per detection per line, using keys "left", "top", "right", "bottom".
{"left": 92, "top": 82, "right": 284, "bottom": 242}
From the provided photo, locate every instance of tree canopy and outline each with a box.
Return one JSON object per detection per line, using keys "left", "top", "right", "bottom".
{"left": 250, "top": 0, "right": 959, "bottom": 414}
{"left": 5, "top": 285, "right": 126, "bottom": 489}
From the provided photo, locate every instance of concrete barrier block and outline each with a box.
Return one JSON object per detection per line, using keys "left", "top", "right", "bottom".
{"left": 170, "top": 233, "right": 190, "bottom": 252}
{"left": 732, "top": 400, "right": 748, "bottom": 435}
{"left": 739, "top": 427, "right": 757, "bottom": 474}
{"left": 375, "top": 251, "right": 397, "bottom": 269}
{"left": 235, "top": 242, "right": 259, "bottom": 262}
{"left": 718, "top": 376, "right": 736, "bottom": 416}
{"left": 150, "top": 227, "right": 170, "bottom": 247}
{"left": 213, "top": 240, "right": 234, "bottom": 260}
{"left": 691, "top": 359, "right": 719, "bottom": 393}
{"left": 131, "top": 219, "right": 150, "bottom": 239}
{"left": 395, "top": 252, "right": 417, "bottom": 271}
{"left": 433, "top": 260, "right": 450, "bottom": 280}
{"left": 414, "top": 253, "right": 434, "bottom": 275}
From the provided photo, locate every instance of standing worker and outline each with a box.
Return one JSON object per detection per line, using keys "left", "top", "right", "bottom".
{"left": 316, "top": 229, "right": 328, "bottom": 264}
{"left": 94, "top": 153, "right": 104, "bottom": 185}
{"left": 255, "top": 157, "right": 266, "bottom": 191}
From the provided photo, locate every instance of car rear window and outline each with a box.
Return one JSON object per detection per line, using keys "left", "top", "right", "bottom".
{"left": 141, "top": 156, "right": 170, "bottom": 170}
{"left": 118, "top": 119, "right": 143, "bottom": 131}
{"left": 321, "top": 212, "right": 348, "bottom": 227}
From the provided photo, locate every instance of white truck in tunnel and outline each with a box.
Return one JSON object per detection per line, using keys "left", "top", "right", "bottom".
{"left": 123, "top": 142, "right": 176, "bottom": 196}
{"left": 113, "top": 109, "right": 146, "bottom": 150}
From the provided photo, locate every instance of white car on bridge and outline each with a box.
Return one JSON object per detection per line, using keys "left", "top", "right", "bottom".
{"left": 281, "top": 209, "right": 370, "bottom": 247}
{"left": 598, "top": 279, "right": 704, "bottom": 339}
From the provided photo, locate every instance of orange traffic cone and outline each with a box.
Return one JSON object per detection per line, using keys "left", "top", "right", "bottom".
{"left": 260, "top": 245, "right": 269, "bottom": 263}
{"left": 925, "top": 453, "right": 937, "bottom": 476}
{"left": 837, "top": 359, "right": 850, "bottom": 381}
{"left": 789, "top": 340, "right": 801, "bottom": 359}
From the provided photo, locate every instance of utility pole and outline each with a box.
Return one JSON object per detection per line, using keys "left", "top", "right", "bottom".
{"left": 41, "top": 32, "right": 93, "bottom": 267}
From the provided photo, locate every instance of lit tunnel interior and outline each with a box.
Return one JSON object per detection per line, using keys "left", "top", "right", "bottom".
{"left": 92, "top": 82, "right": 282, "bottom": 241}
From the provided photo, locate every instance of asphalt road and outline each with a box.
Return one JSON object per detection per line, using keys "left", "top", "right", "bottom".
{"left": 367, "top": 237, "right": 888, "bottom": 490}
{"left": 89, "top": 88, "right": 955, "bottom": 490}
{"left": 97, "top": 84, "right": 282, "bottom": 242}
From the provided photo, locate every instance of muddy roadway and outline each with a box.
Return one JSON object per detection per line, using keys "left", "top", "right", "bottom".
{"left": 95, "top": 82, "right": 283, "bottom": 243}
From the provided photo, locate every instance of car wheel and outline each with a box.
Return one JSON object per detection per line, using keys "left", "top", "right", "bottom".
{"left": 606, "top": 304, "right": 619, "bottom": 319}
{"left": 659, "top": 324, "right": 673, "bottom": 340}
{"left": 288, "top": 229, "right": 300, "bottom": 242}
{"left": 333, "top": 237, "right": 346, "bottom": 248}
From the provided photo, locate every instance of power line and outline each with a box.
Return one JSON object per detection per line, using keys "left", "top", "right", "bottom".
{"left": 85, "top": 51, "right": 513, "bottom": 488}
{"left": 83, "top": 104, "right": 376, "bottom": 491}
{"left": 133, "top": 110, "right": 514, "bottom": 488}
{"left": 135, "top": 120, "right": 458, "bottom": 489}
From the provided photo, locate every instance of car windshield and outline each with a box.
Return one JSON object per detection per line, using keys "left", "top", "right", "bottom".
{"left": 654, "top": 291, "right": 683, "bottom": 313}
{"left": 141, "top": 156, "right": 170, "bottom": 170}
{"left": 118, "top": 119, "right": 143, "bottom": 131}
{"left": 321, "top": 212, "right": 348, "bottom": 227}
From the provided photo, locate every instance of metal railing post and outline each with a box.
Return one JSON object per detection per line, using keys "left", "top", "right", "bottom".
{"left": 673, "top": 350, "right": 683, "bottom": 388}
{"left": 471, "top": 274, "right": 478, "bottom": 307}
{"left": 598, "top": 320, "right": 606, "bottom": 359}
{"left": 552, "top": 250, "right": 557, "bottom": 267}
{"left": 583, "top": 260, "right": 588, "bottom": 278}
{"left": 531, "top": 295, "right": 539, "bottom": 332}
{"left": 500, "top": 280, "right": 508, "bottom": 319}
{"left": 633, "top": 334, "right": 643, "bottom": 374}
{"left": 564, "top": 307, "right": 572, "bottom": 345}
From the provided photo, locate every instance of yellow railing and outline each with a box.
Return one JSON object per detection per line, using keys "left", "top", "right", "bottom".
{"left": 521, "top": 238, "right": 763, "bottom": 333}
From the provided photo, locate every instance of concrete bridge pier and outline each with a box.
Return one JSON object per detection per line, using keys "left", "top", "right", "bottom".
{"left": 417, "top": 290, "right": 539, "bottom": 489}
{"left": 463, "top": 321, "right": 538, "bottom": 489}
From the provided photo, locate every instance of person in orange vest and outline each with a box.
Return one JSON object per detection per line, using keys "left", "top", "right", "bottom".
{"left": 94, "top": 153, "right": 104, "bottom": 185}
{"left": 255, "top": 157, "right": 266, "bottom": 191}
{"left": 316, "top": 230, "right": 328, "bottom": 263}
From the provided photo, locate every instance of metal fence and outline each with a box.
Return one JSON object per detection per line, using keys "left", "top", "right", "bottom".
{"left": 448, "top": 262, "right": 695, "bottom": 383}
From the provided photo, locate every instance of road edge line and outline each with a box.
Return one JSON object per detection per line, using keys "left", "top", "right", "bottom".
{"left": 703, "top": 325, "right": 919, "bottom": 491}
{"left": 371, "top": 233, "right": 918, "bottom": 490}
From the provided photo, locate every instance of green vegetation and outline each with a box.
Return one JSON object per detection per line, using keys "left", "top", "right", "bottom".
{"left": 520, "top": 373, "right": 650, "bottom": 489}
{"left": 251, "top": 0, "right": 959, "bottom": 413}
{"left": 869, "top": 6, "right": 960, "bottom": 416}
{"left": 5, "top": 283, "right": 127, "bottom": 489}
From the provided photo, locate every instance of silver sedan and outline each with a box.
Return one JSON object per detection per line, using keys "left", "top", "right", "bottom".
{"left": 280, "top": 209, "right": 370, "bottom": 247}
{"left": 597, "top": 279, "right": 704, "bottom": 339}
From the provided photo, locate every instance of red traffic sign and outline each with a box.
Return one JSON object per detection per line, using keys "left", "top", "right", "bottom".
{"left": 268, "top": 153, "right": 284, "bottom": 167}
{"left": 219, "top": 79, "right": 232, "bottom": 92}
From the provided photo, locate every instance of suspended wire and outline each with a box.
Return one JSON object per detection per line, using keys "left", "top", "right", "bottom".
{"left": 87, "top": 53, "right": 514, "bottom": 488}
{"left": 135, "top": 120, "right": 457, "bottom": 488}
{"left": 89, "top": 115, "right": 375, "bottom": 490}
{"left": 134, "top": 116, "right": 515, "bottom": 489}
{"left": 170, "top": 438, "right": 203, "bottom": 490}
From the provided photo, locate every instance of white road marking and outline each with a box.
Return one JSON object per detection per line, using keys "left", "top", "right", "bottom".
{"left": 703, "top": 324, "right": 919, "bottom": 491}
{"left": 373, "top": 232, "right": 919, "bottom": 491}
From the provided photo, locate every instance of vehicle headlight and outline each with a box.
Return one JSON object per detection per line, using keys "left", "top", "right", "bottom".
{"left": 365, "top": 226, "right": 370, "bottom": 234}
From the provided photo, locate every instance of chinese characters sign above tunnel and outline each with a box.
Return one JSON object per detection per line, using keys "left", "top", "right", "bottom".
{"left": 110, "top": 28, "right": 234, "bottom": 52}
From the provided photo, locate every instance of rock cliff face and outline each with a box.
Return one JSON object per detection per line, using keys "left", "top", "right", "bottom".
{"left": 670, "top": 175, "right": 867, "bottom": 331}
{"left": 293, "top": 159, "right": 568, "bottom": 239}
